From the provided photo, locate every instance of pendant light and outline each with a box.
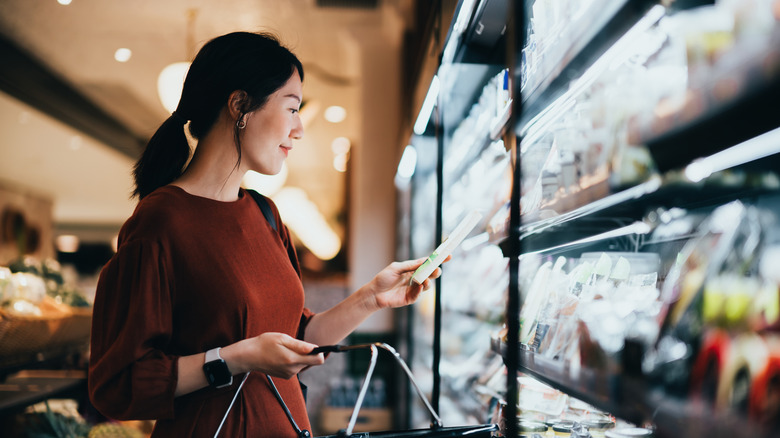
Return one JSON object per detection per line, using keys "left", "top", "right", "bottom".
{"left": 157, "top": 9, "right": 198, "bottom": 114}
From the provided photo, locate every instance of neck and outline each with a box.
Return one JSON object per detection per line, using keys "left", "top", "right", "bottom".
{"left": 173, "top": 118, "right": 245, "bottom": 202}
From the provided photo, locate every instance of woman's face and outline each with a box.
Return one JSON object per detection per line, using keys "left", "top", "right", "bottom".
{"left": 241, "top": 71, "right": 304, "bottom": 175}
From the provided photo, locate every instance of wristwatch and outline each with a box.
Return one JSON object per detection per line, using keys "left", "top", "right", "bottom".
{"left": 203, "top": 347, "right": 233, "bottom": 388}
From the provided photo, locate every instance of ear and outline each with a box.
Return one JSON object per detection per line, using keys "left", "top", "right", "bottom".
{"left": 227, "top": 90, "right": 249, "bottom": 121}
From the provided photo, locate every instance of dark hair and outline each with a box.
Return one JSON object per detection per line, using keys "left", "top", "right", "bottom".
{"left": 132, "top": 31, "right": 304, "bottom": 199}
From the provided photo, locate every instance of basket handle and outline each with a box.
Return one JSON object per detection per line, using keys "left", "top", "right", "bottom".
{"left": 326, "top": 342, "right": 443, "bottom": 435}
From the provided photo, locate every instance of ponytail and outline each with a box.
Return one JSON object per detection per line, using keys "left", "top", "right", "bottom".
{"left": 132, "top": 112, "right": 191, "bottom": 199}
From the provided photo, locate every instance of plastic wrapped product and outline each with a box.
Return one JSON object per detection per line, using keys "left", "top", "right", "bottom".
{"left": 411, "top": 210, "right": 482, "bottom": 284}
{"left": 749, "top": 334, "right": 780, "bottom": 434}
{"left": 604, "top": 428, "right": 653, "bottom": 437}
{"left": 582, "top": 418, "right": 616, "bottom": 438}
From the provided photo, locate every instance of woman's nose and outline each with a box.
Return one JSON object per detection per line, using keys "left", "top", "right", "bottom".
{"left": 291, "top": 116, "right": 304, "bottom": 140}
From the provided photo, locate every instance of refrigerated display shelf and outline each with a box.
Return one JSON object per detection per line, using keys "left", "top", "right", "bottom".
{"left": 643, "top": 72, "right": 780, "bottom": 173}
{"left": 439, "top": 63, "right": 504, "bottom": 141}
{"left": 491, "top": 337, "right": 770, "bottom": 438}
{"left": 515, "top": 176, "right": 780, "bottom": 255}
{"left": 647, "top": 387, "right": 768, "bottom": 438}
{"left": 516, "top": 0, "right": 657, "bottom": 134}
{"left": 442, "top": 307, "right": 502, "bottom": 326}
{"left": 443, "top": 128, "right": 499, "bottom": 190}
{"left": 441, "top": 380, "right": 491, "bottom": 424}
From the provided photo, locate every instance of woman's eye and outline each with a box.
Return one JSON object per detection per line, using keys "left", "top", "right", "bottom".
{"left": 290, "top": 109, "right": 299, "bottom": 114}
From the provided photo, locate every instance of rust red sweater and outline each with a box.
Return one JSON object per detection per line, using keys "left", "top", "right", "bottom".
{"left": 89, "top": 185, "right": 314, "bottom": 437}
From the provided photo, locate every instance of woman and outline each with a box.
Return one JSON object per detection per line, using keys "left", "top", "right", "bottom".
{"left": 88, "top": 31, "right": 441, "bottom": 437}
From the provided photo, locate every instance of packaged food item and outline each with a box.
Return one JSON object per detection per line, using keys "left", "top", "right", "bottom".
{"left": 644, "top": 199, "right": 780, "bottom": 408}
{"left": 519, "top": 259, "right": 555, "bottom": 345}
{"left": 517, "top": 420, "right": 548, "bottom": 435}
{"left": 517, "top": 376, "right": 568, "bottom": 419}
{"left": 604, "top": 428, "right": 653, "bottom": 438}
{"left": 581, "top": 418, "right": 616, "bottom": 438}
{"left": 532, "top": 257, "right": 569, "bottom": 351}
{"left": 411, "top": 210, "right": 482, "bottom": 284}
{"left": 551, "top": 419, "right": 575, "bottom": 436}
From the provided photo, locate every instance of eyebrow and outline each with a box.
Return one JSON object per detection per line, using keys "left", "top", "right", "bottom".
{"left": 284, "top": 94, "right": 302, "bottom": 103}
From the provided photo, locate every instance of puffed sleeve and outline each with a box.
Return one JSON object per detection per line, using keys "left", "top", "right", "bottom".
{"left": 88, "top": 238, "right": 178, "bottom": 421}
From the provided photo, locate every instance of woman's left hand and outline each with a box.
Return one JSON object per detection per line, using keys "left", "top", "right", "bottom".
{"left": 369, "top": 256, "right": 450, "bottom": 310}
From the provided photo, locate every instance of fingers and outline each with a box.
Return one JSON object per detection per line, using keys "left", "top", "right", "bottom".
{"left": 254, "top": 333, "right": 325, "bottom": 378}
{"left": 282, "top": 338, "right": 325, "bottom": 367}
{"left": 393, "top": 258, "right": 427, "bottom": 272}
{"left": 398, "top": 255, "right": 451, "bottom": 274}
{"left": 280, "top": 335, "right": 319, "bottom": 355}
{"left": 417, "top": 267, "right": 442, "bottom": 288}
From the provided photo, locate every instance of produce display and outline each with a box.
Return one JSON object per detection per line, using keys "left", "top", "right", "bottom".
{"left": 0, "top": 256, "right": 92, "bottom": 360}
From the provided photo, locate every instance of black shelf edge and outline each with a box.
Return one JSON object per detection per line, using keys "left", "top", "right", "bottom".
{"left": 643, "top": 74, "right": 780, "bottom": 173}
{"left": 520, "top": 177, "right": 662, "bottom": 239}
{"left": 447, "top": 0, "right": 508, "bottom": 66}
{"left": 516, "top": 177, "right": 780, "bottom": 254}
{"left": 515, "top": 0, "right": 658, "bottom": 134}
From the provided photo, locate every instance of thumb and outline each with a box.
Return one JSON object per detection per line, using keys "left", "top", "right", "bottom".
{"left": 281, "top": 336, "right": 319, "bottom": 354}
{"left": 396, "top": 257, "right": 428, "bottom": 272}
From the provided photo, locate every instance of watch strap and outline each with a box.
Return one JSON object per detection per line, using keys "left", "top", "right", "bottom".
{"left": 205, "top": 347, "right": 223, "bottom": 363}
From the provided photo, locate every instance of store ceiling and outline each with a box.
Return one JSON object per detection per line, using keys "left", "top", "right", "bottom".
{"left": 0, "top": 0, "right": 420, "bottom": 239}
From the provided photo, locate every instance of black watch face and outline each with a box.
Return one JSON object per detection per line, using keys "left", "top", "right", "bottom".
{"left": 203, "top": 359, "right": 232, "bottom": 387}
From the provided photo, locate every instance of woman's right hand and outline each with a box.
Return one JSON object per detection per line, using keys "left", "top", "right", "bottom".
{"left": 225, "top": 332, "right": 325, "bottom": 379}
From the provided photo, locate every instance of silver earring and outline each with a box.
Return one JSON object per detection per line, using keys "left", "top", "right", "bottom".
{"left": 236, "top": 118, "right": 246, "bottom": 129}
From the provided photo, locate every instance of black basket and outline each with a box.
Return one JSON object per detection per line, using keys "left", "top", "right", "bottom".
{"left": 316, "top": 424, "right": 498, "bottom": 437}
{"left": 214, "top": 342, "right": 498, "bottom": 438}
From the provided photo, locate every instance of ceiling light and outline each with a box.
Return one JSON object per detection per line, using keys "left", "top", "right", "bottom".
{"left": 57, "top": 0, "right": 72, "bottom": 5}
{"left": 331, "top": 137, "right": 351, "bottom": 155}
{"left": 242, "top": 163, "right": 289, "bottom": 196}
{"left": 158, "top": 9, "right": 197, "bottom": 113}
{"left": 414, "top": 75, "right": 439, "bottom": 135}
{"left": 114, "top": 48, "right": 132, "bottom": 63}
{"left": 157, "top": 61, "right": 190, "bottom": 114}
{"left": 272, "top": 187, "right": 341, "bottom": 260}
{"left": 333, "top": 153, "right": 349, "bottom": 173}
{"left": 56, "top": 235, "right": 79, "bottom": 253}
{"left": 324, "top": 105, "right": 347, "bottom": 123}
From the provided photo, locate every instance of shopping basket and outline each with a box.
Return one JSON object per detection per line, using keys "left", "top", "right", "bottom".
{"left": 214, "top": 342, "right": 498, "bottom": 437}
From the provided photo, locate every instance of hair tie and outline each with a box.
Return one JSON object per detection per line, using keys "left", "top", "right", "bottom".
{"left": 171, "top": 111, "right": 188, "bottom": 124}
